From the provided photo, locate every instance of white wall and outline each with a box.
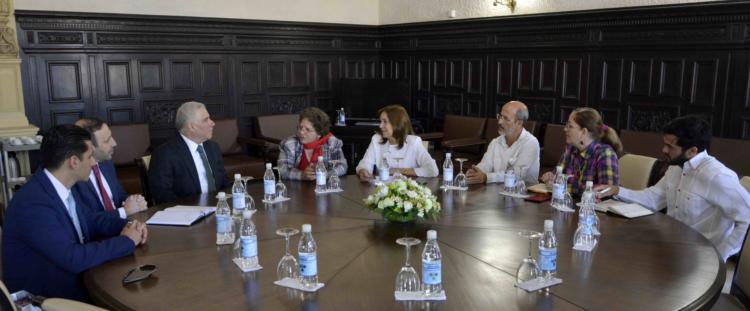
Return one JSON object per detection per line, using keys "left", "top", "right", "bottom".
{"left": 379, "top": 0, "right": 724, "bottom": 25}
{"left": 14, "top": 0, "right": 381, "bottom": 25}
{"left": 14, "top": 0, "right": 723, "bottom": 25}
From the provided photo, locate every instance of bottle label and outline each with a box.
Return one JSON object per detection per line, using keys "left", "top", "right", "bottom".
{"left": 379, "top": 168, "right": 390, "bottom": 181}
{"left": 299, "top": 252, "right": 317, "bottom": 276}
{"left": 539, "top": 247, "right": 557, "bottom": 271}
{"left": 505, "top": 174, "right": 516, "bottom": 187}
{"left": 216, "top": 215, "right": 231, "bottom": 233}
{"left": 232, "top": 194, "right": 245, "bottom": 210}
{"left": 553, "top": 184, "right": 565, "bottom": 200}
{"left": 443, "top": 170, "right": 453, "bottom": 182}
{"left": 263, "top": 180, "right": 275, "bottom": 195}
{"left": 422, "top": 260, "right": 442, "bottom": 285}
{"left": 316, "top": 172, "right": 326, "bottom": 186}
{"left": 241, "top": 236, "right": 258, "bottom": 258}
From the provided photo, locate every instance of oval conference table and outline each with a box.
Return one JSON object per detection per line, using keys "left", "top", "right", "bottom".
{"left": 84, "top": 176, "right": 725, "bottom": 310}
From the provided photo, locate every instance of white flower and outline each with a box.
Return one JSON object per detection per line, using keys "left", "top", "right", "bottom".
{"left": 406, "top": 190, "right": 418, "bottom": 198}
{"left": 403, "top": 201, "right": 413, "bottom": 212}
{"left": 417, "top": 210, "right": 424, "bottom": 218}
{"left": 378, "top": 186, "right": 388, "bottom": 198}
{"left": 424, "top": 199, "right": 433, "bottom": 211}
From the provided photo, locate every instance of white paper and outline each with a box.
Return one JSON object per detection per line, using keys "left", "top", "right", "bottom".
{"left": 394, "top": 290, "right": 447, "bottom": 301}
{"left": 315, "top": 188, "right": 344, "bottom": 195}
{"left": 262, "top": 197, "right": 291, "bottom": 204}
{"left": 146, "top": 206, "right": 214, "bottom": 226}
{"left": 595, "top": 200, "right": 653, "bottom": 218}
{"left": 498, "top": 190, "right": 531, "bottom": 199}
{"left": 515, "top": 277, "right": 563, "bottom": 292}
{"left": 273, "top": 277, "right": 324, "bottom": 292}
{"left": 232, "top": 258, "right": 263, "bottom": 272}
{"left": 527, "top": 183, "right": 551, "bottom": 194}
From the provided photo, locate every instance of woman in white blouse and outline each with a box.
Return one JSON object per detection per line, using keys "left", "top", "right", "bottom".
{"left": 356, "top": 105, "right": 439, "bottom": 180}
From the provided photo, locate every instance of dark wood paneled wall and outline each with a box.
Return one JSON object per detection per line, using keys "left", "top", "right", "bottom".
{"left": 15, "top": 1, "right": 750, "bottom": 144}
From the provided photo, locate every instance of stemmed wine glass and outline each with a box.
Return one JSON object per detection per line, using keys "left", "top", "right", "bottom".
{"left": 276, "top": 227, "right": 300, "bottom": 281}
{"left": 516, "top": 230, "right": 542, "bottom": 284}
{"left": 272, "top": 167, "right": 287, "bottom": 200}
{"left": 454, "top": 158, "right": 468, "bottom": 189}
{"left": 392, "top": 157, "right": 405, "bottom": 181}
{"left": 395, "top": 237, "right": 421, "bottom": 292}
{"left": 327, "top": 159, "right": 341, "bottom": 190}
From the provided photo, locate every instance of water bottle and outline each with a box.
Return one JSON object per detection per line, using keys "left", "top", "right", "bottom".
{"left": 315, "top": 156, "right": 327, "bottom": 191}
{"left": 379, "top": 153, "right": 390, "bottom": 181}
{"left": 443, "top": 153, "right": 453, "bottom": 188}
{"left": 338, "top": 107, "right": 346, "bottom": 125}
{"left": 215, "top": 192, "right": 235, "bottom": 245}
{"left": 504, "top": 168, "right": 517, "bottom": 193}
{"left": 539, "top": 219, "right": 557, "bottom": 281}
{"left": 298, "top": 224, "right": 318, "bottom": 288}
{"left": 422, "top": 230, "right": 442, "bottom": 296}
{"left": 551, "top": 166, "right": 566, "bottom": 207}
{"left": 263, "top": 163, "right": 275, "bottom": 201}
{"left": 579, "top": 181, "right": 600, "bottom": 236}
{"left": 237, "top": 209, "right": 258, "bottom": 269}
{"left": 232, "top": 174, "right": 246, "bottom": 216}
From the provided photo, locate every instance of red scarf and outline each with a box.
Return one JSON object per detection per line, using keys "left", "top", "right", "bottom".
{"left": 298, "top": 132, "right": 332, "bottom": 171}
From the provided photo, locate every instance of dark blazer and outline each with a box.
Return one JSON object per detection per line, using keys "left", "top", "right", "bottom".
{"left": 72, "top": 160, "right": 128, "bottom": 215}
{"left": 148, "top": 135, "right": 227, "bottom": 204}
{"left": 2, "top": 170, "right": 135, "bottom": 301}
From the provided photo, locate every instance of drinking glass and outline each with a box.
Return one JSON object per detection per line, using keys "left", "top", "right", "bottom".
{"left": 395, "top": 237, "right": 421, "bottom": 292}
{"left": 241, "top": 176, "right": 254, "bottom": 190}
{"left": 516, "top": 230, "right": 542, "bottom": 284}
{"left": 392, "top": 157, "right": 405, "bottom": 181}
{"left": 454, "top": 158, "right": 468, "bottom": 189}
{"left": 515, "top": 166, "right": 528, "bottom": 195}
{"left": 273, "top": 167, "right": 287, "bottom": 200}
{"left": 276, "top": 227, "right": 300, "bottom": 280}
{"left": 327, "top": 160, "right": 341, "bottom": 190}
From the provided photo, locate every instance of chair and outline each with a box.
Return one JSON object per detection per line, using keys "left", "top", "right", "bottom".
{"left": 741, "top": 176, "right": 750, "bottom": 193}
{"left": 419, "top": 115, "right": 487, "bottom": 162}
{"left": 244, "top": 114, "right": 299, "bottom": 162}
{"left": 109, "top": 123, "right": 151, "bottom": 195}
{"left": 620, "top": 129, "right": 668, "bottom": 185}
{"left": 618, "top": 154, "right": 658, "bottom": 190}
{"left": 0, "top": 280, "right": 105, "bottom": 311}
{"left": 213, "top": 118, "right": 266, "bottom": 179}
{"left": 135, "top": 155, "right": 152, "bottom": 206}
{"left": 711, "top": 230, "right": 750, "bottom": 310}
{"left": 539, "top": 124, "right": 566, "bottom": 173}
{"left": 711, "top": 137, "right": 750, "bottom": 177}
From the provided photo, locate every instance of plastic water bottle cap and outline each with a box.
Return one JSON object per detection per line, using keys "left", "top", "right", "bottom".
{"left": 217, "top": 192, "right": 226, "bottom": 199}
{"left": 556, "top": 166, "right": 563, "bottom": 173}
{"left": 265, "top": 163, "right": 272, "bottom": 169}
{"left": 427, "top": 230, "right": 437, "bottom": 240}
{"left": 446, "top": 152, "right": 451, "bottom": 158}
{"left": 586, "top": 181, "right": 593, "bottom": 187}
{"left": 318, "top": 156, "right": 324, "bottom": 161}
{"left": 242, "top": 209, "right": 253, "bottom": 218}
{"left": 544, "top": 219, "right": 553, "bottom": 230}
{"left": 302, "top": 224, "right": 312, "bottom": 232}
{"left": 234, "top": 173, "right": 241, "bottom": 180}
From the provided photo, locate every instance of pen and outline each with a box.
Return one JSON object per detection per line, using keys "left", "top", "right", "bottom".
{"left": 597, "top": 187, "right": 611, "bottom": 195}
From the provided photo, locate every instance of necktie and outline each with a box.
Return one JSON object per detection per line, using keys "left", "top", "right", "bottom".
{"left": 65, "top": 194, "right": 84, "bottom": 243}
{"left": 92, "top": 164, "right": 115, "bottom": 212}
{"left": 197, "top": 145, "right": 216, "bottom": 192}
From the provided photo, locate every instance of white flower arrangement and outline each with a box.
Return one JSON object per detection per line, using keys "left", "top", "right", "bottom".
{"left": 364, "top": 178, "right": 441, "bottom": 222}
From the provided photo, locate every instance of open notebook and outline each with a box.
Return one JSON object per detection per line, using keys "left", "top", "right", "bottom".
{"left": 595, "top": 200, "right": 654, "bottom": 219}
{"left": 146, "top": 205, "right": 216, "bottom": 226}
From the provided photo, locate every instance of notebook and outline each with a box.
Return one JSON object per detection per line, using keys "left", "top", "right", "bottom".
{"left": 595, "top": 200, "right": 653, "bottom": 219}
{"left": 527, "top": 183, "right": 550, "bottom": 194}
{"left": 146, "top": 205, "right": 216, "bottom": 226}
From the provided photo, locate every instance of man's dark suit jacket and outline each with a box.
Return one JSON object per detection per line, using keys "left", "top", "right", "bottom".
{"left": 72, "top": 160, "right": 128, "bottom": 215}
{"left": 2, "top": 170, "right": 135, "bottom": 301}
{"left": 148, "top": 134, "right": 227, "bottom": 204}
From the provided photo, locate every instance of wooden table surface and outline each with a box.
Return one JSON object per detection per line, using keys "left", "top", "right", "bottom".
{"left": 84, "top": 176, "right": 725, "bottom": 310}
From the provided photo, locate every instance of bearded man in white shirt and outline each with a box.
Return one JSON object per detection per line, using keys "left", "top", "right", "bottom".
{"left": 595, "top": 116, "right": 750, "bottom": 261}
{"left": 465, "top": 100, "right": 540, "bottom": 185}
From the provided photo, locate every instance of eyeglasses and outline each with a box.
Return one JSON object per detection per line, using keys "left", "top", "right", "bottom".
{"left": 496, "top": 113, "right": 515, "bottom": 123}
{"left": 564, "top": 122, "right": 580, "bottom": 130}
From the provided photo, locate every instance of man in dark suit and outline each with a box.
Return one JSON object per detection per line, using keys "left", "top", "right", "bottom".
{"left": 2, "top": 125, "right": 147, "bottom": 301}
{"left": 73, "top": 117, "right": 148, "bottom": 218}
{"left": 149, "top": 101, "right": 227, "bottom": 204}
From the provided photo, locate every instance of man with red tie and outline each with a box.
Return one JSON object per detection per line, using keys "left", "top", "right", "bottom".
{"left": 73, "top": 118, "right": 147, "bottom": 218}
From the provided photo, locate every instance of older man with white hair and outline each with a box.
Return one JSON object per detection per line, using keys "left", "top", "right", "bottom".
{"left": 148, "top": 101, "right": 227, "bottom": 203}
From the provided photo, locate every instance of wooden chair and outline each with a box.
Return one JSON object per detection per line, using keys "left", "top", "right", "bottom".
{"left": 711, "top": 230, "right": 750, "bottom": 310}
{"left": 618, "top": 154, "right": 658, "bottom": 190}
{"left": 244, "top": 114, "right": 299, "bottom": 163}
{"left": 539, "top": 124, "right": 566, "bottom": 173}
{"left": 1, "top": 279, "right": 105, "bottom": 311}
{"left": 711, "top": 137, "right": 750, "bottom": 177}
{"left": 620, "top": 129, "right": 668, "bottom": 185}
{"left": 109, "top": 123, "right": 151, "bottom": 195}
{"left": 135, "top": 155, "right": 152, "bottom": 206}
{"left": 213, "top": 118, "right": 265, "bottom": 179}
{"left": 419, "top": 114, "right": 487, "bottom": 163}
{"left": 741, "top": 176, "right": 750, "bottom": 194}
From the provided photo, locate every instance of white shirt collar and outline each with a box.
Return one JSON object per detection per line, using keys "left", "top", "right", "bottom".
{"left": 684, "top": 150, "right": 709, "bottom": 173}
{"left": 180, "top": 133, "right": 201, "bottom": 153}
{"left": 501, "top": 128, "right": 529, "bottom": 147}
{"left": 43, "top": 168, "right": 72, "bottom": 203}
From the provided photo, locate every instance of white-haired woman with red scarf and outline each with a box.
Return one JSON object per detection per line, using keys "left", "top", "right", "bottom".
{"left": 278, "top": 107, "right": 347, "bottom": 180}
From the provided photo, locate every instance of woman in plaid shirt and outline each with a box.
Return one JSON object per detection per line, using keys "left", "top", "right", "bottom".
{"left": 278, "top": 107, "right": 347, "bottom": 180}
{"left": 541, "top": 107, "right": 623, "bottom": 196}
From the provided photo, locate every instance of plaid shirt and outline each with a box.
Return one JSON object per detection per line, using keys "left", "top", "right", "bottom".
{"left": 278, "top": 135, "right": 348, "bottom": 180}
{"left": 558, "top": 141, "right": 619, "bottom": 195}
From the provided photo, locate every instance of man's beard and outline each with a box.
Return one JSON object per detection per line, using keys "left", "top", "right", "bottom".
{"left": 668, "top": 150, "right": 690, "bottom": 167}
